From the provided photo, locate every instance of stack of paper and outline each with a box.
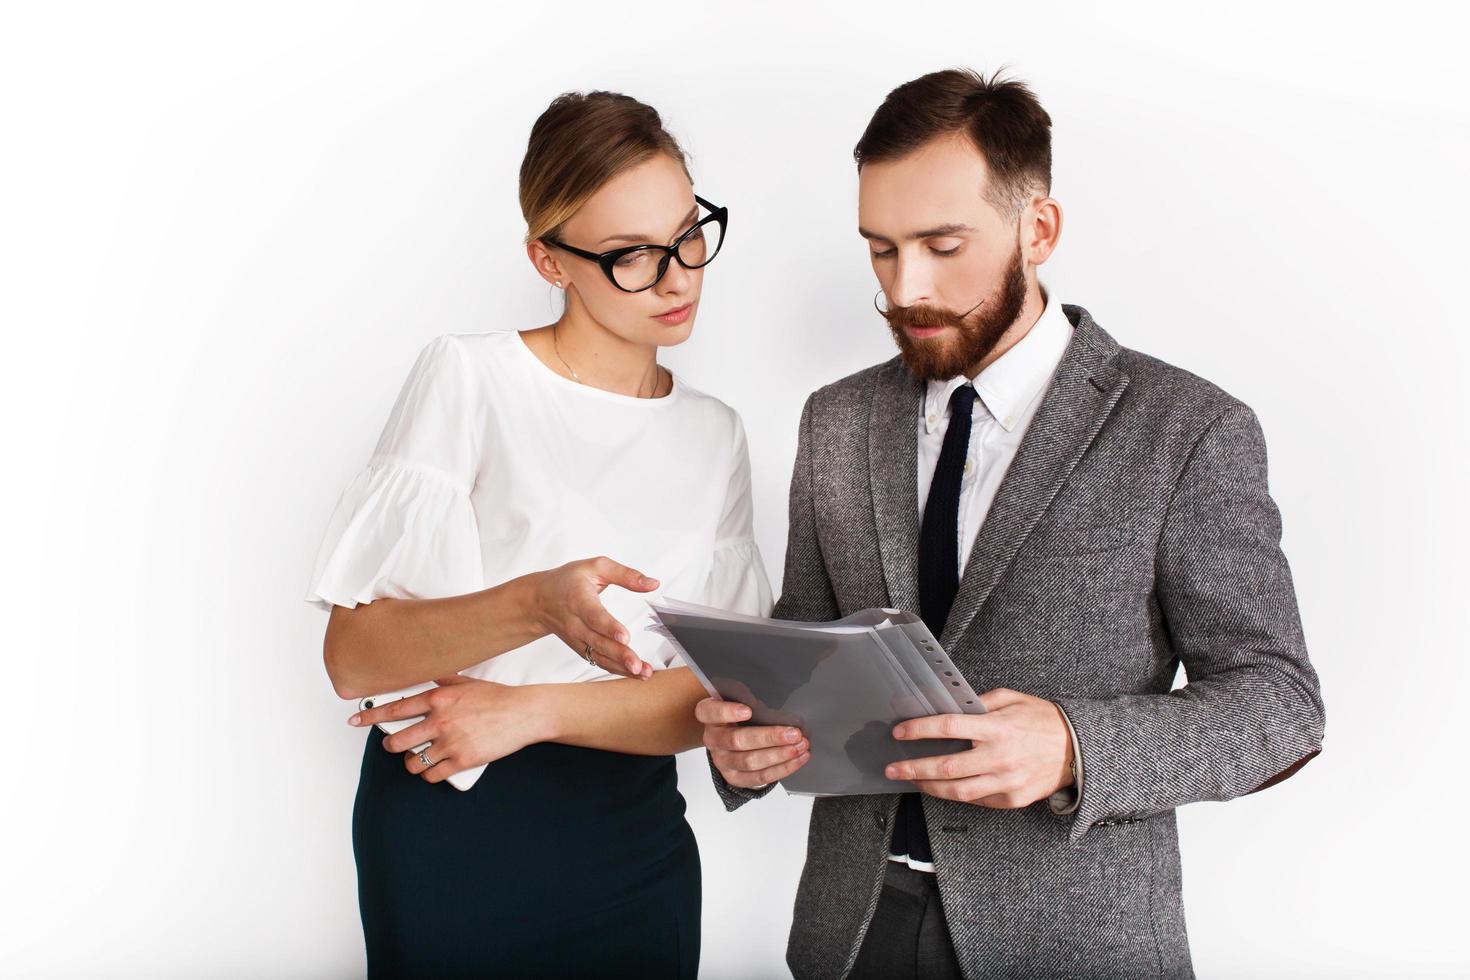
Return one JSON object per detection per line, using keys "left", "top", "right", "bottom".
{"left": 648, "top": 598, "right": 987, "bottom": 796}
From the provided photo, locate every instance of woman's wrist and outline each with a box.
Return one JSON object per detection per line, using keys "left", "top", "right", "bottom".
{"left": 517, "top": 683, "right": 568, "bottom": 744}
{"left": 511, "top": 570, "right": 551, "bottom": 639}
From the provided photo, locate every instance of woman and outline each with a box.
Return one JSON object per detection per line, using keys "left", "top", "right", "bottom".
{"left": 303, "top": 91, "right": 794, "bottom": 978}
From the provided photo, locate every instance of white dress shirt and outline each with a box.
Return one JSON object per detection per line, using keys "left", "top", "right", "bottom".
{"left": 916, "top": 286, "right": 1075, "bottom": 571}
{"left": 892, "top": 285, "right": 1082, "bottom": 871}
{"left": 304, "top": 329, "right": 774, "bottom": 685}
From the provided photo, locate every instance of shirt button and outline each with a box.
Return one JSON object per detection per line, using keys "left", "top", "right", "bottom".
{"left": 927, "top": 414, "right": 936, "bottom": 425}
{"left": 1004, "top": 415, "right": 1015, "bottom": 426}
{"left": 963, "top": 460, "right": 972, "bottom": 475}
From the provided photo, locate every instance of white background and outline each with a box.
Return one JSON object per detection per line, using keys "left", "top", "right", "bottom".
{"left": 3, "top": 2, "right": 1466, "bottom": 977}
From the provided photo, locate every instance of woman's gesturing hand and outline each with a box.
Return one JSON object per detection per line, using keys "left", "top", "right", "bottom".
{"left": 531, "top": 556, "right": 660, "bottom": 679}
{"left": 349, "top": 675, "right": 547, "bottom": 784}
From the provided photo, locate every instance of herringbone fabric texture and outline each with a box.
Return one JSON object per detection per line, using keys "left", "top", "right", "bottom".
{"left": 706, "top": 305, "right": 1325, "bottom": 979}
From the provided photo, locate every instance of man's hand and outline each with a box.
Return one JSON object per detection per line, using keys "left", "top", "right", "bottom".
{"left": 695, "top": 697, "right": 810, "bottom": 790}
{"left": 884, "top": 688, "right": 1074, "bottom": 808}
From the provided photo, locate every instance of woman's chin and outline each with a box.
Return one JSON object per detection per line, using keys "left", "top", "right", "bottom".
{"left": 646, "top": 321, "right": 696, "bottom": 347}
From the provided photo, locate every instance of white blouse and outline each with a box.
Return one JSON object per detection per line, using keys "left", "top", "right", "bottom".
{"left": 303, "top": 329, "right": 774, "bottom": 685}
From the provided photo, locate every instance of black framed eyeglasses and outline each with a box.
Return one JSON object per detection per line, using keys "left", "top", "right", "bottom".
{"left": 543, "top": 194, "right": 727, "bottom": 292}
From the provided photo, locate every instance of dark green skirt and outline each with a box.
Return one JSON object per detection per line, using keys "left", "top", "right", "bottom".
{"left": 353, "top": 731, "right": 701, "bottom": 978}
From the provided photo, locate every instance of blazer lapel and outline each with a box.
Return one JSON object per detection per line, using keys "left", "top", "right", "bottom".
{"left": 868, "top": 357, "right": 925, "bottom": 616}
{"left": 939, "top": 307, "right": 1130, "bottom": 651}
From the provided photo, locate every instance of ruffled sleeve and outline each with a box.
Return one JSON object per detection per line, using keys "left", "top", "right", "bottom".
{"left": 706, "top": 414, "right": 774, "bottom": 615}
{"left": 303, "top": 335, "right": 485, "bottom": 611}
{"left": 653, "top": 413, "right": 774, "bottom": 669}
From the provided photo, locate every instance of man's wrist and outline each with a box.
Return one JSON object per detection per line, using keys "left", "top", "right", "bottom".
{"left": 1047, "top": 700, "right": 1083, "bottom": 816}
{"left": 1052, "top": 701, "right": 1077, "bottom": 790}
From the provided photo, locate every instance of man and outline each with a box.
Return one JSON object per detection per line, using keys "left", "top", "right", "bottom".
{"left": 696, "top": 69, "right": 1325, "bottom": 979}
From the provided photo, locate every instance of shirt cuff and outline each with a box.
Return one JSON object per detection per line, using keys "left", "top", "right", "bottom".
{"left": 1047, "top": 701, "right": 1084, "bottom": 816}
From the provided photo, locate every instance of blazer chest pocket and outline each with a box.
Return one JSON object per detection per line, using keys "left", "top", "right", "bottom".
{"left": 1017, "top": 515, "right": 1146, "bottom": 558}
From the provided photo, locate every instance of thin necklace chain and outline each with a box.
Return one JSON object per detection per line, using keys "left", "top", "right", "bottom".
{"left": 552, "top": 321, "right": 662, "bottom": 398}
{"left": 551, "top": 321, "right": 583, "bottom": 382}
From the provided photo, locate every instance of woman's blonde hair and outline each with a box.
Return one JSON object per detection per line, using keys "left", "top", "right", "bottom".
{"left": 519, "top": 91, "right": 691, "bottom": 245}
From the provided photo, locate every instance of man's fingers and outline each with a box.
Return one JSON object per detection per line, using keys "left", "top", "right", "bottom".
{"left": 352, "top": 692, "right": 431, "bottom": 727}
{"left": 892, "top": 713, "right": 983, "bottom": 741}
{"left": 912, "top": 774, "right": 1005, "bottom": 803}
{"left": 976, "top": 687, "right": 1024, "bottom": 712}
{"left": 886, "top": 750, "right": 987, "bottom": 783}
{"left": 695, "top": 698, "right": 752, "bottom": 725}
{"left": 714, "top": 739, "right": 809, "bottom": 774}
{"left": 974, "top": 790, "right": 1032, "bottom": 809}
{"left": 707, "top": 724, "right": 803, "bottom": 753}
{"left": 727, "top": 750, "right": 811, "bottom": 789}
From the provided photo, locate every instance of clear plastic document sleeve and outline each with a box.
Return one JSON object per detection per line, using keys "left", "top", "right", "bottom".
{"left": 648, "top": 597, "right": 987, "bottom": 796}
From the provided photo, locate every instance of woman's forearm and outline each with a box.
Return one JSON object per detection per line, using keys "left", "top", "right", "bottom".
{"left": 524, "top": 667, "right": 707, "bottom": 756}
{"left": 323, "top": 573, "right": 545, "bottom": 700}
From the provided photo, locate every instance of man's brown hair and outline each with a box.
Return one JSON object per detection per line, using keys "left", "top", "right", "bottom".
{"left": 519, "top": 91, "right": 690, "bottom": 245}
{"left": 853, "top": 68, "right": 1052, "bottom": 219}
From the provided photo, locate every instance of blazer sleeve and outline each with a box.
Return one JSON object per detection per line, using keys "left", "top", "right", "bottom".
{"left": 1051, "top": 401, "right": 1325, "bottom": 843}
{"left": 708, "top": 391, "right": 842, "bottom": 812}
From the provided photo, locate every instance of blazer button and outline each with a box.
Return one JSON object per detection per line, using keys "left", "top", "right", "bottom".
{"left": 874, "top": 811, "right": 886, "bottom": 828}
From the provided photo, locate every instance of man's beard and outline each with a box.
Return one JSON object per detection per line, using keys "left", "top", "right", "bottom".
{"left": 879, "top": 244, "right": 1028, "bottom": 382}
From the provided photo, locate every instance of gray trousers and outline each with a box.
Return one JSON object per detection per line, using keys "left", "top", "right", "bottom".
{"left": 848, "top": 862, "right": 964, "bottom": 980}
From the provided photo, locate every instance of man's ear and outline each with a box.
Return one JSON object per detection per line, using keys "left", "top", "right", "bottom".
{"left": 1024, "top": 195, "right": 1063, "bottom": 266}
{"left": 526, "top": 239, "right": 567, "bottom": 286}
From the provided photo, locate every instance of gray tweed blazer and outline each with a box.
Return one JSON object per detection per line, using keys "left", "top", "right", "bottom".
{"left": 709, "top": 305, "right": 1325, "bottom": 979}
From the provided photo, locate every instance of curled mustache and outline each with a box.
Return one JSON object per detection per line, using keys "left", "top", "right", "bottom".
{"left": 878, "top": 296, "right": 985, "bottom": 333}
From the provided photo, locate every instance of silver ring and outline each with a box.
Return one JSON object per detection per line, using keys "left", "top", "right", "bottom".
{"left": 582, "top": 641, "right": 596, "bottom": 666}
{"left": 418, "top": 748, "right": 434, "bottom": 768}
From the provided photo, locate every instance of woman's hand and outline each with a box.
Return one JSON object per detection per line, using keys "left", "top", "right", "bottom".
{"left": 530, "top": 556, "right": 660, "bottom": 679}
{"left": 349, "top": 674, "right": 549, "bottom": 784}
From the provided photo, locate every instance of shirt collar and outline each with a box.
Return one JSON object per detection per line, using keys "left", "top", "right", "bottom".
{"left": 923, "top": 283, "right": 1073, "bottom": 434}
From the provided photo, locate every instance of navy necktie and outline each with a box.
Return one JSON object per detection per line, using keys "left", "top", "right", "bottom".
{"left": 893, "top": 382, "right": 977, "bottom": 867}
{"left": 918, "top": 383, "right": 977, "bottom": 633}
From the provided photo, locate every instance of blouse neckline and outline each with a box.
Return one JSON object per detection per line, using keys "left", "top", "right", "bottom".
{"left": 511, "top": 329, "right": 683, "bottom": 407}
